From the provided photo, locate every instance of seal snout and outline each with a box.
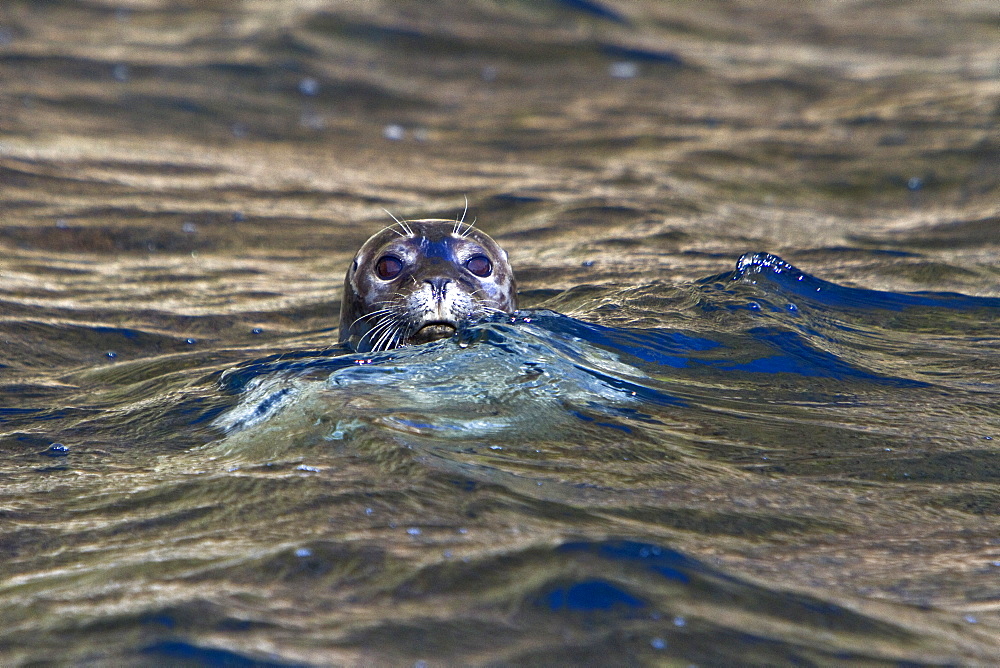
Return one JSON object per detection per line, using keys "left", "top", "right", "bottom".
{"left": 413, "top": 277, "right": 461, "bottom": 343}
{"left": 425, "top": 277, "right": 451, "bottom": 300}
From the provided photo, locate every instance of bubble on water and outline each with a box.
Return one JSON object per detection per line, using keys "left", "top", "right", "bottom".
{"left": 295, "top": 547, "right": 312, "bottom": 558}
{"left": 186, "top": 338, "right": 196, "bottom": 345}
{"left": 489, "top": 445, "right": 503, "bottom": 450}
{"left": 232, "top": 211, "right": 246, "bottom": 222}
{"left": 296, "top": 464, "right": 320, "bottom": 472}
{"left": 673, "top": 615, "right": 686, "bottom": 627}
{"left": 182, "top": 221, "right": 197, "bottom": 234}
{"left": 231, "top": 123, "right": 248, "bottom": 138}
{"left": 610, "top": 61, "right": 638, "bottom": 79}
{"left": 458, "top": 528, "right": 468, "bottom": 535}
{"left": 300, "top": 109, "right": 326, "bottom": 130}
{"left": 42, "top": 443, "right": 69, "bottom": 457}
{"left": 298, "top": 77, "right": 319, "bottom": 96}
{"left": 407, "top": 527, "right": 421, "bottom": 536}
{"left": 55, "top": 219, "right": 69, "bottom": 229}
{"left": 112, "top": 64, "right": 129, "bottom": 82}
{"left": 650, "top": 637, "right": 666, "bottom": 650}
{"left": 106, "top": 351, "right": 117, "bottom": 359}
{"left": 481, "top": 65, "right": 498, "bottom": 82}
{"left": 965, "top": 615, "right": 978, "bottom": 624}
{"left": 365, "top": 507, "right": 373, "bottom": 515}
{"left": 251, "top": 327, "right": 263, "bottom": 335}
{"left": 907, "top": 176, "right": 924, "bottom": 191}
{"left": 383, "top": 124, "right": 405, "bottom": 141}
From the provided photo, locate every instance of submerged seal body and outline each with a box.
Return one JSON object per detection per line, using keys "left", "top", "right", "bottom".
{"left": 339, "top": 218, "right": 517, "bottom": 352}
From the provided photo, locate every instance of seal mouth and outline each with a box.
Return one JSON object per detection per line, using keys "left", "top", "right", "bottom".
{"left": 412, "top": 321, "right": 457, "bottom": 343}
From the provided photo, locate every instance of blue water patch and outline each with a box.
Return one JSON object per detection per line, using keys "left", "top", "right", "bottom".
{"left": 141, "top": 640, "right": 302, "bottom": 667}
{"left": 90, "top": 325, "right": 144, "bottom": 340}
{"left": 541, "top": 580, "right": 647, "bottom": 611}
{"left": 601, "top": 44, "right": 683, "bottom": 66}
{"left": 514, "top": 307, "right": 918, "bottom": 387}
{"left": 730, "top": 252, "right": 1000, "bottom": 312}
{"left": 712, "top": 328, "right": 925, "bottom": 385}
{"left": 559, "top": 541, "right": 695, "bottom": 585}
{"left": 181, "top": 398, "right": 233, "bottom": 426}
{"left": 554, "top": 0, "right": 628, "bottom": 24}
{"left": 514, "top": 309, "right": 719, "bottom": 368}
{"left": 0, "top": 407, "right": 44, "bottom": 419}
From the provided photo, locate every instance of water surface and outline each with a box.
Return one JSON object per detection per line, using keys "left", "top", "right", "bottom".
{"left": 1, "top": 0, "right": 1000, "bottom": 664}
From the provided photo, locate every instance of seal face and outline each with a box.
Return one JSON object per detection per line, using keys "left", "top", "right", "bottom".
{"left": 339, "top": 219, "right": 517, "bottom": 352}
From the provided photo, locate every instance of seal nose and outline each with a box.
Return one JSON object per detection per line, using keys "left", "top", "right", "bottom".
{"left": 425, "top": 277, "right": 451, "bottom": 300}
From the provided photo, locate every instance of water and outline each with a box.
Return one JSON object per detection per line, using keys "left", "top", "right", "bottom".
{"left": 2, "top": 0, "right": 1000, "bottom": 664}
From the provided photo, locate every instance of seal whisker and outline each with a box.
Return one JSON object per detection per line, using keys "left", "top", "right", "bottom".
{"left": 468, "top": 288, "right": 498, "bottom": 302}
{"left": 349, "top": 307, "right": 396, "bottom": 329}
{"left": 382, "top": 208, "right": 415, "bottom": 236}
{"left": 373, "top": 320, "right": 405, "bottom": 352}
{"left": 387, "top": 326, "right": 407, "bottom": 351}
{"left": 362, "top": 317, "right": 401, "bottom": 352}
{"left": 357, "top": 320, "right": 392, "bottom": 347}
{"left": 459, "top": 216, "right": 478, "bottom": 238}
{"left": 453, "top": 196, "right": 470, "bottom": 235}
{"left": 363, "top": 312, "right": 400, "bottom": 337}
{"left": 378, "top": 209, "right": 407, "bottom": 237}
{"left": 360, "top": 308, "right": 401, "bottom": 333}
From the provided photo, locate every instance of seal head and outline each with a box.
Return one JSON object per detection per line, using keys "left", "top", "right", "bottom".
{"left": 339, "top": 219, "right": 517, "bottom": 352}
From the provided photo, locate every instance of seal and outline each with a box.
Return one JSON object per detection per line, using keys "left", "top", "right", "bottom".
{"left": 339, "top": 217, "right": 517, "bottom": 352}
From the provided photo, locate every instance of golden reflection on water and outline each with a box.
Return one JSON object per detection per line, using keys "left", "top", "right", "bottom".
{"left": 1, "top": 0, "right": 1000, "bottom": 663}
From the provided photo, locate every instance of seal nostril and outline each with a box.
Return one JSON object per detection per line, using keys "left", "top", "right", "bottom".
{"left": 426, "top": 277, "right": 451, "bottom": 299}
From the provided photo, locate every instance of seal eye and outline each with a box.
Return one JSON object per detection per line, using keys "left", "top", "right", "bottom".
{"left": 465, "top": 255, "right": 492, "bottom": 277}
{"left": 375, "top": 255, "right": 403, "bottom": 280}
